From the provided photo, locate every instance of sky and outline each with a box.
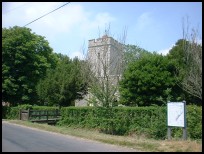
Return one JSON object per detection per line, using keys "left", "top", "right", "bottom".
{"left": 2, "top": 2, "right": 202, "bottom": 59}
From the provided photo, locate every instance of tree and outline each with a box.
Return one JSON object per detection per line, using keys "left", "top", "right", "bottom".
{"left": 2, "top": 26, "right": 57, "bottom": 106}
{"left": 180, "top": 17, "right": 202, "bottom": 101}
{"left": 119, "top": 53, "right": 183, "bottom": 106}
{"left": 167, "top": 39, "right": 187, "bottom": 68}
{"left": 124, "top": 44, "right": 151, "bottom": 66}
{"left": 36, "top": 54, "right": 87, "bottom": 107}
{"left": 167, "top": 17, "right": 202, "bottom": 103}
{"left": 167, "top": 39, "right": 200, "bottom": 104}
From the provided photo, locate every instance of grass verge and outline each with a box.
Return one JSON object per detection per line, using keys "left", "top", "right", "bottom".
{"left": 2, "top": 119, "right": 202, "bottom": 152}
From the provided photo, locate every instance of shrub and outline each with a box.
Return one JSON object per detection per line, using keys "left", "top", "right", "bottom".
{"left": 3, "top": 104, "right": 201, "bottom": 140}
{"left": 58, "top": 105, "right": 202, "bottom": 140}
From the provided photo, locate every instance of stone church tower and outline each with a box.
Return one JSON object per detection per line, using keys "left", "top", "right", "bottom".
{"left": 75, "top": 35, "right": 124, "bottom": 106}
{"left": 88, "top": 35, "right": 123, "bottom": 78}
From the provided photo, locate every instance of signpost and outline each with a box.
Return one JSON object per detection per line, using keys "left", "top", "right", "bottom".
{"left": 167, "top": 101, "right": 187, "bottom": 140}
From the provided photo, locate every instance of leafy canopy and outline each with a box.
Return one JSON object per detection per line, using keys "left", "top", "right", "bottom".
{"left": 2, "top": 26, "right": 57, "bottom": 105}
{"left": 36, "top": 54, "right": 87, "bottom": 107}
{"left": 119, "top": 53, "right": 182, "bottom": 106}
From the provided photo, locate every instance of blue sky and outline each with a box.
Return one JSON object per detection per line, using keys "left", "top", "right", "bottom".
{"left": 2, "top": 2, "right": 202, "bottom": 59}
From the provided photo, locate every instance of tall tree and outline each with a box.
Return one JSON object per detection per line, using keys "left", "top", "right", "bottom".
{"left": 167, "top": 39, "right": 200, "bottom": 104}
{"left": 36, "top": 54, "right": 87, "bottom": 107}
{"left": 2, "top": 26, "right": 57, "bottom": 106}
{"left": 180, "top": 17, "right": 202, "bottom": 101}
{"left": 167, "top": 17, "right": 202, "bottom": 103}
{"left": 119, "top": 53, "right": 182, "bottom": 106}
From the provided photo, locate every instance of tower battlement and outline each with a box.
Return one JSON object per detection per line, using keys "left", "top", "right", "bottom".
{"left": 88, "top": 35, "right": 123, "bottom": 48}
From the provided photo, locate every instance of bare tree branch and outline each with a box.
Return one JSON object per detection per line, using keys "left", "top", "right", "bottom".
{"left": 180, "top": 16, "right": 202, "bottom": 100}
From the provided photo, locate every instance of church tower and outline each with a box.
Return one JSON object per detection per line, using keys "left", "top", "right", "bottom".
{"left": 88, "top": 35, "right": 123, "bottom": 78}
{"left": 75, "top": 35, "right": 124, "bottom": 107}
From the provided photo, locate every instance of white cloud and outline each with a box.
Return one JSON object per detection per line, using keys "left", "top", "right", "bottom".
{"left": 136, "top": 12, "right": 153, "bottom": 30}
{"left": 2, "top": 2, "right": 28, "bottom": 14}
{"left": 3, "top": 2, "right": 115, "bottom": 37}
{"left": 91, "top": 12, "right": 116, "bottom": 28}
{"left": 25, "top": 3, "right": 86, "bottom": 37}
{"left": 69, "top": 51, "right": 84, "bottom": 60}
{"left": 2, "top": 2, "right": 116, "bottom": 57}
{"left": 157, "top": 44, "right": 174, "bottom": 56}
{"left": 79, "top": 12, "right": 116, "bottom": 38}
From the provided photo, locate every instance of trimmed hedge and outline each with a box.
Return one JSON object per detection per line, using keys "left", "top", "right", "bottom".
{"left": 58, "top": 105, "right": 202, "bottom": 140}
{"left": 2, "top": 105, "right": 201, "bottom": 140}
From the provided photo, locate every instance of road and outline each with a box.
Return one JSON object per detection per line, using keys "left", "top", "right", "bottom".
{"left": 2, "top": 121, "right": 137, "bottom": 152}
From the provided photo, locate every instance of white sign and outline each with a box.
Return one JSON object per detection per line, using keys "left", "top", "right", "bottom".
{"left": 167, "top": 102, "right": 185, "bottom": 127}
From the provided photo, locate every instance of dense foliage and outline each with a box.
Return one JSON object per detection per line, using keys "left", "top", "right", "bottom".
{"left": 57, "top": 106, "right": 202, "bottom": 140}
{"left": 36, "top": 54, "right": 87, "bottom": 107}
{"left": 167, "top": 39, "right": 202, "bottom": 104}
{"left": 119, "top": 53, "right": 183, "bottom": 106}
{"left": 2, "top": 26, "right": 58, "bottom": 105}
{"left": 124, "top": 44, "right": 151, "bottom": 66}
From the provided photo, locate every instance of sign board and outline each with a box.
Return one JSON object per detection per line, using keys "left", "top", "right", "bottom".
{"left": 167, "top": 102, "right": 186, "bottom": 127}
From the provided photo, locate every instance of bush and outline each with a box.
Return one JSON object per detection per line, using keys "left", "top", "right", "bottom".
{"left": 2, "top": 104, "right": 33, "bottom": 119}
{"left": 58, "top": 105, "right": 202, "bottom": 140}
{"left": 2, "top": 106, "right": 10, "bottom": 119}
{"left": 3, "top": 104, "right": 201, "bottom": 140}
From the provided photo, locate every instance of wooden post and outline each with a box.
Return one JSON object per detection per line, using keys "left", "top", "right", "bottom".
{"left": 28, "top": 109, "right": 30, "bottom": 121}
{"left": 39, "top": 110, "right": 41, "bottom": 120}
{"left": 183, "top": 100, "right": 187, "bottom": 140}
{"left": 46, "top": 110, "right": 48, "bottom": 123}
{"left": 55, "top": 109, "right": 57, "bottom": 118}
{"left": 19, "top": 109, "right": 21, "bottom": 120}
{"left": 167, "top": 127, "right": 171, "bottom": 140}
{"left": 167, "top": 101, "right": 171, "bottom": 140}
{"left": 183, "top": 127, "right": 187, "bottom": 140}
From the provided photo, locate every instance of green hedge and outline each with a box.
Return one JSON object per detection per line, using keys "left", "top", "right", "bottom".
{"left": 58, "top": 105, "right": 202, "bottom": 140}
{"left": 2, "top": 106, "right": 9, "bottom": 119}
{"left": 2, "top": 104, "right": 32, "bottom": 119}
{"left": 2, "top": 105, "right": 201, "bottom": 140}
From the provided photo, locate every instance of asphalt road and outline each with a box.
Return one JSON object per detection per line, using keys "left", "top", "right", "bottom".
{"left": 2, "top": 121, "right": 137, "bottom": 152}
